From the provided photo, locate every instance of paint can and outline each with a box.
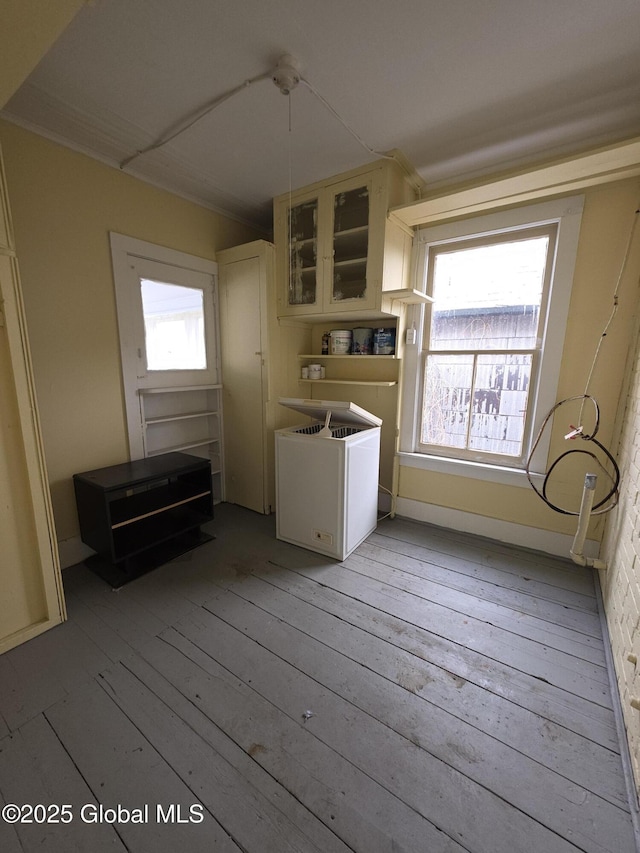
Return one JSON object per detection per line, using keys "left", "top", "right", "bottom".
{"left": 373, "top": 328, "right": 396, "bottom": 355}
{"left": 352, "top": 327, "right": 373, "bottom": 355}
{"left": 330, "top": 329, "right": 352, "bottom": 354}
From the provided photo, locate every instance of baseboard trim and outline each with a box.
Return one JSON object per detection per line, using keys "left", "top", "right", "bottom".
{"left": 394, "top": 497, "right": 600, "bottom": 560}
{"left": 593, "top": 572, "right": 640, "bottom": 839}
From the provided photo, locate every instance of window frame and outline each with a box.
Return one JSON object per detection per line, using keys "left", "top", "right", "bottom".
{"left": 398, "top": 196, "right": 584, "bottom": 484}
{"left": 418, "top": 223, "right": 557, "bottom": 466}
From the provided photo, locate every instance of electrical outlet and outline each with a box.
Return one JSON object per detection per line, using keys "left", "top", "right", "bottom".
{"left": 313, "top": 529, "right": 333, "bottom": 545}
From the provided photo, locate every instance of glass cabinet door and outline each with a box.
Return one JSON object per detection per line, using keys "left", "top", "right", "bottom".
{"left": 288, "top": 197, "right": 319, "bottom": 307}
{"left": 331, "top": 184, "right": 370, "bottom": 304}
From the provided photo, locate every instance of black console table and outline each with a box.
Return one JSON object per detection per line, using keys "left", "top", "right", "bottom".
{"left": 73, "top": 452, "right": 214, "bottom": 588}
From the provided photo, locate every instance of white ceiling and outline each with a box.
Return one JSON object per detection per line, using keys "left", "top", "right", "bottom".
{"left": 4, "top": 0, "right": 640, "bottom": 231}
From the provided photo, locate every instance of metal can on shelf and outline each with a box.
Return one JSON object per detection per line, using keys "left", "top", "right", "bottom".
{"left": 373, "top": 328, "right": 396, "bottom": 355}
{"left": 352, "top": 327, "right": 373, "bottom": 354}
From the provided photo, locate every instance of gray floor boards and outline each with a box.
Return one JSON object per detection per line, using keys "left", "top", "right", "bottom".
{"left": 0, "top": 504, "right": 636, "bottom": 853}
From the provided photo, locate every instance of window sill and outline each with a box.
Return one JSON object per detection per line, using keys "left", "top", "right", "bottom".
{"left": 397, "top": 451, "right": 544, "bottom": 489}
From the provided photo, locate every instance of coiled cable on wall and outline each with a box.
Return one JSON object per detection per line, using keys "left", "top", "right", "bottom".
{"left": 525, "top": 205, "right": 639, "bottom": 516}
{"left": 525, "top": 394, "right": 620, "bottom": 515}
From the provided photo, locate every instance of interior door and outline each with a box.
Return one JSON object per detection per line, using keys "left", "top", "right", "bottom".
{"left": 218, "top": 244, "right": 269, "bottom": 513}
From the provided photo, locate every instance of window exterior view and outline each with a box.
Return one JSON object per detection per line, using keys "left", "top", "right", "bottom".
{"left": 419, "top": 227, "right": 556, "bottom": 463}
{"left": 140, "top": 278, "right": 207, "bottom": 371}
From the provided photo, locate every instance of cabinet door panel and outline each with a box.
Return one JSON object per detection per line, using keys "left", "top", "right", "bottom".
{"left": 325, "top": 172, "right": 386, "bottom": 314}
{"left": 276, "top": 191, "right": 325, "bottom": 317}
{"left": 275, "top": 162, "right": 401, "bottom": 319}
{"left": 219, "top": 253, "right": 268, "bottom": 513}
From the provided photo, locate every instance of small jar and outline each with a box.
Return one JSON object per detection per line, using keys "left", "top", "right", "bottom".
{"left": 301, "top": 366, "right": 309, "bottom": 379}
{"left": 308, "top": 363, "right": 322, "bottom": 380}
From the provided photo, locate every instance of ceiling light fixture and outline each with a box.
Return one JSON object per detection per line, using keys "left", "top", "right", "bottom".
{"left": 271, "top": 54, "right": 301, "bottom": 96}
{"left": 118, "top": 53, "right": 396, "bottom": 174}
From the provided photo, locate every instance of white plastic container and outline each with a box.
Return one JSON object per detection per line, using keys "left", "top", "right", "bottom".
{"left": 330, "top": 329, "right": 352, "bottom": 354}
{"left": 275, "top": 398, "right": 382, "bottom": 559}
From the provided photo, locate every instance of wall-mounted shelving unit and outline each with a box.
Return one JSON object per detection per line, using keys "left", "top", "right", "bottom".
{"left": 275, "top": 159, "right": 425, "bottom": 321}
{"left": 297, "top": 352, "right": 400, "bottom": 387}
{"left": 138, "top": 384, "right": 224, "bottom": 503}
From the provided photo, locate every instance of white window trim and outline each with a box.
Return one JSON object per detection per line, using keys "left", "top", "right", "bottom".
{"left": 398, "top": 196, "right": 584, "bottom": 481}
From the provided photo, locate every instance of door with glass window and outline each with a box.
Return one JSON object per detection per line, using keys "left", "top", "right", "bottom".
{"left": 110, "top": 235, "right": 223, "bottom": 500}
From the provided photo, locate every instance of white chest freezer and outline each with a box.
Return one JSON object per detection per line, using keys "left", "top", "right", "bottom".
{"left": 275, "top": 398, "right": 382, "bottom": 560}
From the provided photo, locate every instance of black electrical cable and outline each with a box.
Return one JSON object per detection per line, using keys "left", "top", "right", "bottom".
{"left": 526, "top": 206, "right": 637, "bottom": 519}
{"left": 525, "top": 395, "right": 620, "bottom": 516}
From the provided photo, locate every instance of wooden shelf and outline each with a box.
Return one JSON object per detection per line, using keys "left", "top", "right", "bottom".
{"left": 298, "top": 354, "right": 399, "bottom": 361}
{"left": 147, "top": 437, "right": 220, "bottom": 456}
{"left": 334, "top": 257, "right": 367, "bottom": 269}
{"left": 139, "top": 384, "right": 223, "bottom": 395}
{"left": 145, "top": 410, "right": 220, "bottom": 425}
{"left": 382, "top": 288, "right": 434, "bottom": 304}
{"left": 111, "top": 489, "right": 212, "bottom": 529}
{"left": 299, "top": 379, "right": 397, "bottom": 387}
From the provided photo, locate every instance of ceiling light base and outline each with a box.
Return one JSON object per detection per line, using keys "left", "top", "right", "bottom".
{"left": 272, "top": 54, "right": 302, "bottom": 95}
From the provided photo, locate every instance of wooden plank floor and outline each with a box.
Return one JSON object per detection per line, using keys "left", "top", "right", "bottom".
{"left": 0, "top": 504, "right": 637, "bottom": 853}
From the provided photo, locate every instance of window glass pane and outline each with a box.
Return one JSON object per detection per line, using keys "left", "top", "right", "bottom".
{"left": 468, "top": 354, "right": 532, "bottom": 456}
{"left": 430, "top": 237, "right": 548, "bottom": 350}
{"left": 333, "top": 186, "right": 369, "bottom": 302}
{"left": 421, "top": 354, "right": 474, "bottom": 448}
{"left": 140, "top": 279, "right": 206, "bottom": 370}
{"left": 421, "top": 352, "right": 532, "bottom": 457}
{"left": 289, "top": 199, "right": 318, "bottom": 306}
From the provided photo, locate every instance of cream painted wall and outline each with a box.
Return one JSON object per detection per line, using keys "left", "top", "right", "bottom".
{"left": 0, "top": 120, "right": 259, "bottom": 545}
{"left": 398, "top": 178, "right": 640, "bottom": 545}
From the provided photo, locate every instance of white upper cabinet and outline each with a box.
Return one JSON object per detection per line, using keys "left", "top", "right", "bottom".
{"left": 275, "top": 159, "right": 419, "bottom": 320}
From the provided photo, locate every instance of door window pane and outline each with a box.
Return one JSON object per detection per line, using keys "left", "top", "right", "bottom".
{"left": 140, "top": 279, "right": 206, "bottom": 370}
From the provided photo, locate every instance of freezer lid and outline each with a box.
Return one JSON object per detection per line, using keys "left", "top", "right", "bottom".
{"left": 278, "top": 397, "right": 382, "bottom": 427}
